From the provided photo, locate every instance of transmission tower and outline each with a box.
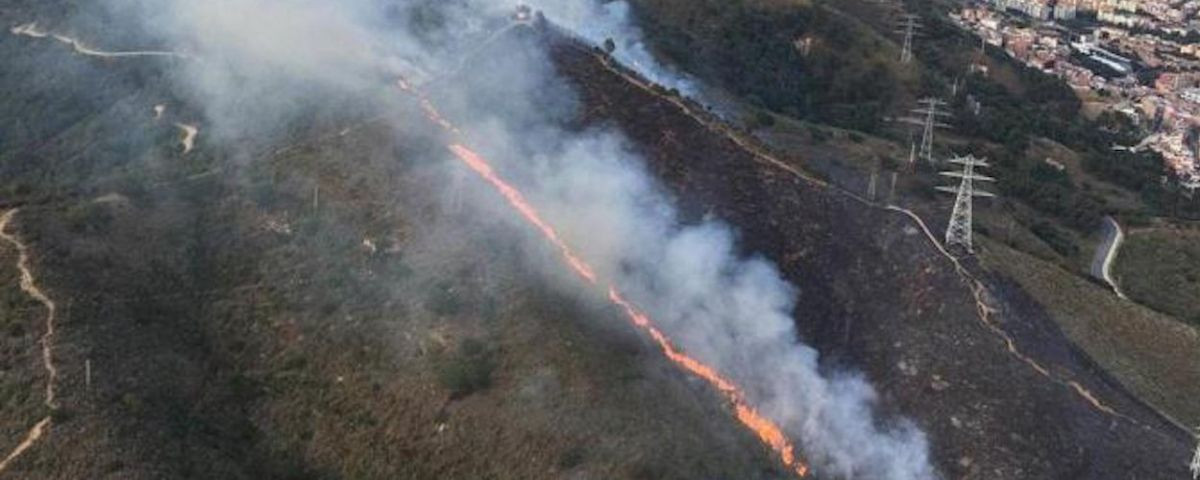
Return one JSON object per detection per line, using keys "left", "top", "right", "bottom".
{"left": 906, "top": 132, "right": 918, "bottom": 167}
{"left": 937, "top": 154, "right": 995, "bottom": 253}
{"left": 888, "top": 171, "right": 898, "bottom": 205}
{"left": 867, "top": 168, "right": 878, "bottom": 201}
{"left": 895, "top": 14, "right": 923, "bottom": 64}
{"left": 898, "top": 98, "right": 952, "bottom": 165}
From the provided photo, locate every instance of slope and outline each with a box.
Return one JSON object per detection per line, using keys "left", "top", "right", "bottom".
{"left": 550, "top": 33, "right": 1193, "bottom": 478}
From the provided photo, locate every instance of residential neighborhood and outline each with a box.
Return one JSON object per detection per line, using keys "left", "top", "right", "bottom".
{"left": 954, "top": 0, "right": 1200, "bottom": 188}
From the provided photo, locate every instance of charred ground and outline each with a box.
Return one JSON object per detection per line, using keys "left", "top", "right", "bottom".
{"left": 550, "top": 34, "right": 1192, "bottom": 478}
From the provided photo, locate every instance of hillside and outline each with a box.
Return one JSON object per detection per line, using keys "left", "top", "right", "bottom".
{"left": 0, "top": 6, "right": 783, "bottom": 478}
{"left": 551, "top": 36, "right": 1191, "bottom": 478}
{"left": 0, "top": 1, "right": 1195, "bottom": 479}
{"left": 627, "top": 0, "right": 1200, "bottom": 434}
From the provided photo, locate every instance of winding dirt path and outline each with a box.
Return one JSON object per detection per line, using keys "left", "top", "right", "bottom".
{"left": 0, "top": 209, "right": 59, "bottom": 475}
{"left": 0, "top": 418, "right": 49, "bottom": 474}
{"left": 9, "top": 23, "right": 47, "bottom": 38}
{"left": 886, "top": 207, "right": 1130, "bottom": 418}
{"left": 11, "top": 22, "right": 188, "bottom": 59}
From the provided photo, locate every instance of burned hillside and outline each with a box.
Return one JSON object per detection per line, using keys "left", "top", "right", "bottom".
{"left": 548, "top": 35, "right": 1193, "bottom": 478}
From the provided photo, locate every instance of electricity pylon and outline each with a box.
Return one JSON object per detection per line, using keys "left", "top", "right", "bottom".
{"left": 895, "top": 14, "right": 923, "bottom": 64}
{"left": 897, "top": 98, "right": 952, "bottom": 165}
{"left": 937, "top": 154, "right": 995, "bottom": 253}
{"left": 908, "top": 139, "right": 917, "bottom": 166}
{"left": 868, "top": 168, "right": 878, "bottom": 201}
{"left": 888, "top": 171, "right": 898, "bottom": 205}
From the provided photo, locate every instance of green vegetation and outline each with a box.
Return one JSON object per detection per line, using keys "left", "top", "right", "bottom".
{"left": 64, "top": 201, "right": 115, "bottom": 234}
{"left": 1114, "top": 227, "right": 1200, "bottom": 325}
{"left": 631, "top": 0, "right": 911, "bottom": 132}
{"left": 425, "top": 281, "right": 464, "bottom": 316}
{"left": 981, "top": 238, "right": 1200, "bottom": 427}
{"left": 436, "top": 338, "right": 496, "bottom": 398}
{"left": 556, "top": 445, "right": 587, "bottom": 470}
{"left": 632, "top": 0, "right": 1200, "bottom": 236}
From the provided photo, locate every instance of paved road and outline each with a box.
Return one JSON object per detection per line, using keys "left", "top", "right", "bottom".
{"left": 1090, "top": 215, "right": 1127, "bottom": 299}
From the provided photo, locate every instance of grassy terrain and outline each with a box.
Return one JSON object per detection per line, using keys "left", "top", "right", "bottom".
{"left": 979, "top": 237, "right": 1200, "bottom": 428}
{"left": 630, "top": 0, "right": 919, "bottom": 132}
{"left": 0, "top": 238, "right": 49, "bottom": 462}
{"left": 214, "top": 122, "right": 786, "bottom": 479}
{"left": 0, "top": 16, "right": 789, "bottom": 478}
{"left": 1114, "top": 226, "right": 1200, "bottom": 325}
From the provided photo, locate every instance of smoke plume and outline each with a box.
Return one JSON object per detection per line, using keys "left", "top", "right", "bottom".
{"left": 90, "top": 0, "right": 936, "bottom": 477}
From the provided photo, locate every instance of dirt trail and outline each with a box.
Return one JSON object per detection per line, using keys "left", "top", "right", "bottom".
{"left": 14, "top": 23, "right": 200, "bottom": 154}
{"left": 586, "top": 46, "right": 1177, "bottom": 436}
{"left": 0, "top": 209, "right": 59, "bottom": 475}
{"left": 885, "top": 207, "right": 1139, "bottom": 420}
{"left": 9, "top": 22, "right": 47, "bottom": 38}
{"left": 10, "top": 22, "right": 188, "bottom": 59}
{"left": 0, "top": 418, "right": 50, "bottom": 473}
{"left": 51, "top": 33, "right": 185, "bottom": 59}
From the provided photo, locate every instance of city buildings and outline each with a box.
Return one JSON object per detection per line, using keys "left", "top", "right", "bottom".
{"left": 953, "top": 1, "right": 1200, "bottom": 185}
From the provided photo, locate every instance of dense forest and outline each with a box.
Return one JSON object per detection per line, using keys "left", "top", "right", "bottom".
{"left": 629, "top": 0, "right": 910, "bottom": 133}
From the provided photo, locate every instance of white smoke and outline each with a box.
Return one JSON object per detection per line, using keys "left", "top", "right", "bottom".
{"left": 435, "top": 0, "right": 695, "bottom": 95}
{"left": 514, "top": 131, "right": 936, "bottom": 479}
{"left": 99, "top": 0, "right": 936, "bottom": 477}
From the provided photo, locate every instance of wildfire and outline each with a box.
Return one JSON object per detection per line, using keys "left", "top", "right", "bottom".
{"left": 449, "top": 144, "right": 597, "bottom": 283}
{"left": 404, "top": 79, "right": 808, "bottom": 478}
{"left": 608, "top": 288, "right": 806, "bottom": 477}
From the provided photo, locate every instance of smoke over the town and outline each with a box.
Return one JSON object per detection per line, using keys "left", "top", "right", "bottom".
{"left": 89, "top": 0, "right": 936, "bottom": 477}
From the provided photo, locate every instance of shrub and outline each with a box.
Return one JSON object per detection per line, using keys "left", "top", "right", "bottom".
{"left": 753, "top": 110, "right": 776, "bottom": 129}
{"left": 436, "top": 338, "right": 495, "bottom": 399}
{"left": 557, "top": 446, "right": 586, "bottom": 470}
{"left": 425, "top": 282, "right": 463, "bottom": 316}
{"left": 64, "top": 202, "right": 113, "bottom": 234}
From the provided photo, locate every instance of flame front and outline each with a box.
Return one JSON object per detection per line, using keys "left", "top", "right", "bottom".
{"left": 449, "top": 144, "right": 597, "bottom": 283}
{"left": 402, "top": 79, "right": 808, "bottom": 478}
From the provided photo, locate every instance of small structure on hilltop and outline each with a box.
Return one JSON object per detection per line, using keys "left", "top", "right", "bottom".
{"left": 513, "top": 4, "right": 533, "bottom": 24}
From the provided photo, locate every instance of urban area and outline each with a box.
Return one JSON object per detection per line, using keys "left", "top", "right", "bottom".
{"left": 955, "top": 0, "right": 1200, "bottom": 188}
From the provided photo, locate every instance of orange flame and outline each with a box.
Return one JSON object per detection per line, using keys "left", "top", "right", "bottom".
{"left": 608, "top": 288, "right": 807, "bottom": 478}
{"left": 450, "top": 144, "right": 597, "bottom": 283}
{"left": 404, "top": 80, "right": 807, "bottom": 478}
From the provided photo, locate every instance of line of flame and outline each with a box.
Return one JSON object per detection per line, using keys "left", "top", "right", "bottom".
{"left": 403, "top": 79, "right": 807, "bottom": 478}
